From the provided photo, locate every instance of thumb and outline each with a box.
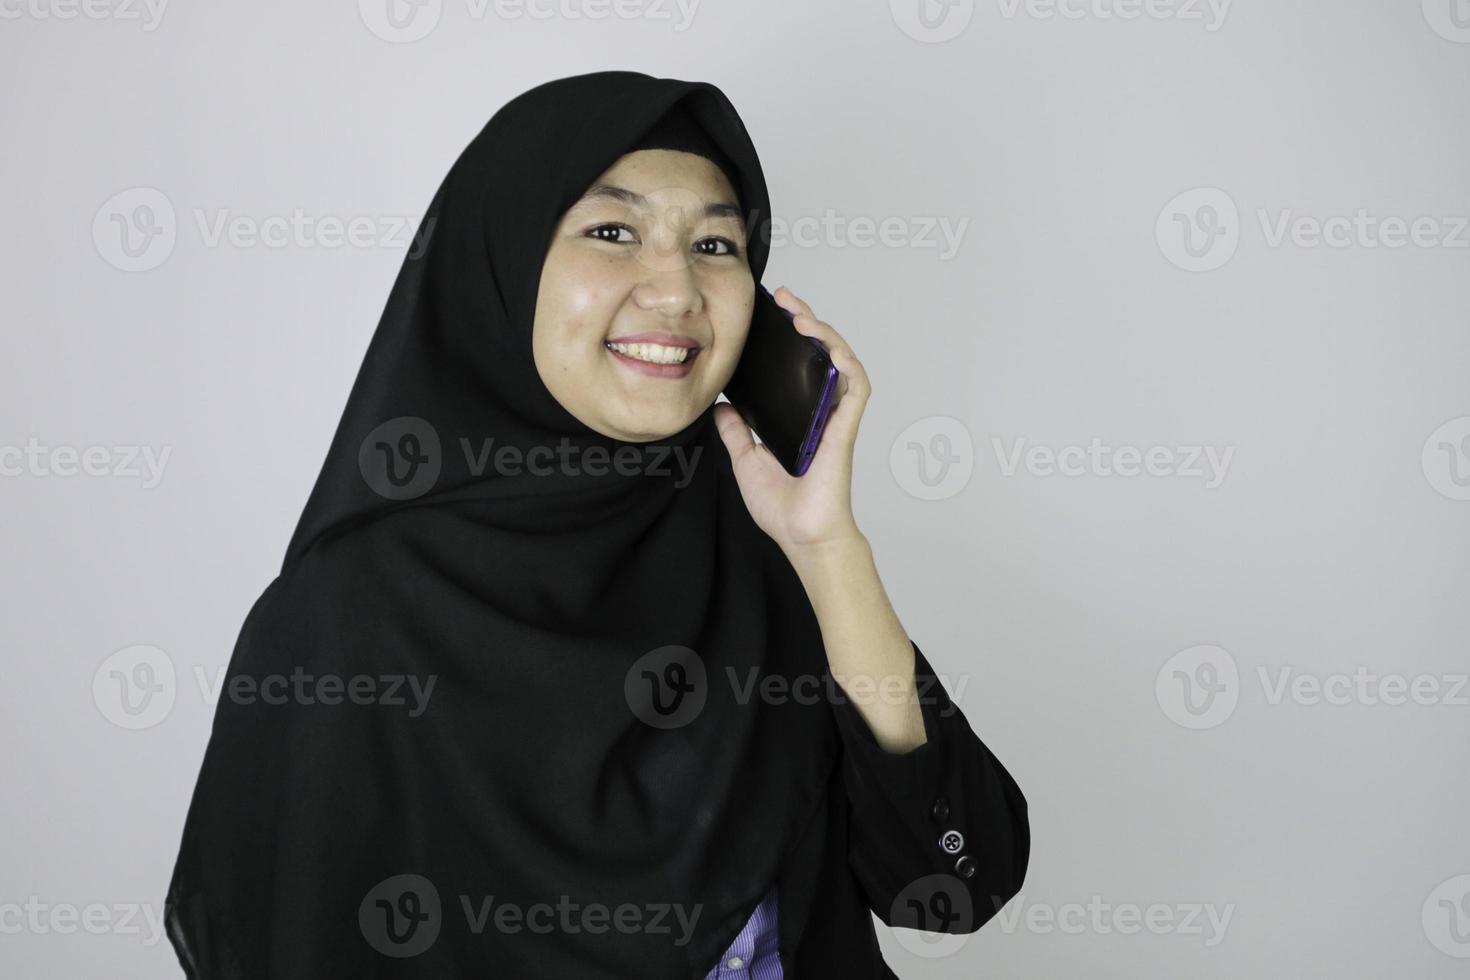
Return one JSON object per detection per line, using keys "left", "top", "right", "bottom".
{"left": 713, "top": 402, "right": 757, "bottom": 462}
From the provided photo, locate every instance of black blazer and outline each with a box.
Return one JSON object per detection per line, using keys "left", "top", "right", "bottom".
{"left": 696, "top": 640, "right": 1030, "bottom": 978}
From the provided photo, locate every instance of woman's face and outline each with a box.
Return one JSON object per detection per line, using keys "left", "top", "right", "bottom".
{"left": 532, "top": 148, "right": 755, "bottom": 442}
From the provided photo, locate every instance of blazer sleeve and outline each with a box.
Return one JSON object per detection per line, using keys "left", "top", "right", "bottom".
{"left": 827, "top": 638, "right": 1029, "bottom": 934}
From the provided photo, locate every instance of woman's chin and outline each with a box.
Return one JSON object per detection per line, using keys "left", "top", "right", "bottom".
{"left": 599, "top": 408, "right": 700, "bottom": 444}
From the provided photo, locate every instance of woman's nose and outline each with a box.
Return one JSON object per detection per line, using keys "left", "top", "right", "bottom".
{"left": 632, "top": 266, "right": 703, "bottom": 318}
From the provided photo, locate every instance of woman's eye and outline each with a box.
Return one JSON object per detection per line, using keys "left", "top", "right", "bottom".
{"left": 586, "top": 225, "right": 739, "bottom": 256}
{"left": 694, "top": 237, "right": 740, "bottom": 257}
{"left": 587, "top": 223, "right": 637, "bottom": 244}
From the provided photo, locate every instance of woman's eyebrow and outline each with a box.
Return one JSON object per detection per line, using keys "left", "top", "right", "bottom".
{"left": 579, "top": 184, "right": 741, "bottom": 220}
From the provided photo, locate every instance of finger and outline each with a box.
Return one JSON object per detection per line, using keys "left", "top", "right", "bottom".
{"left": 825, "top": 341, "right": 869, "bottom": 400}
{"left": 822, "top": 375, "right": 865, "bottom": 448}
{"left": 794, "top": 320, "right": 868, "bottom": 405}
{"left": 714, "top": 402, "right": 780, "bottom": 472}
{"left": 713, "top": 402, "right": 754, "bottom": 452}
{"left": 769, "top": 289, "right": 873, "bottom": 447}
{"left": 772, "top": 285, "right": 815, "bottom": 321}
{"left": 772, "top": 291, "right": 869, "bottom": 385}
{"left": 786, "top": 309, "right": 848, "bottom": 363}
{"left": 780, "top": 308, "right": 872, "bottom": 415}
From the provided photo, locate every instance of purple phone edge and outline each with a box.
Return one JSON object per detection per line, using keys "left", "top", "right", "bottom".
{"left": 792, "top": 339, "right": 840, "bottom": 477}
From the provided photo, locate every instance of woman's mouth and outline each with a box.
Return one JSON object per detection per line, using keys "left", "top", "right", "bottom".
{"left": 604, "top": 336, "right": 702, "bottom": 379}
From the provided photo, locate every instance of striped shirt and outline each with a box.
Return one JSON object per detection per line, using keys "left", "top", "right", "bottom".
{"left": 702, "top": 886, "right": 781, "bottom": 978}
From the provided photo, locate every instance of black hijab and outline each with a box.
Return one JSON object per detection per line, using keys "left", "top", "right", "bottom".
{"left": 164, "top": 71, "right": 841, "bottom": 978}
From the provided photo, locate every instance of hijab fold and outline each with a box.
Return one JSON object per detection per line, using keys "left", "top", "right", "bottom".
{"left": 165, "top": 71, "right": 841, "bottom": 978}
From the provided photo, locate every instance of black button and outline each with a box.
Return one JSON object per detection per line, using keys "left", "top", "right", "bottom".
{"left": 930, "top": 797, "right": 950, "bottom": 822}
{"left": 954, "top": 855, "right": 977, "bottom": 879}
{"left": 938, "top": 830, "right": 965, "bottom": 855}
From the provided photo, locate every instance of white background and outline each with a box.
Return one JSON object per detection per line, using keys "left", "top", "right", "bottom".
{"left": 3, "top": 0, "right": 1469, "bottom": 976}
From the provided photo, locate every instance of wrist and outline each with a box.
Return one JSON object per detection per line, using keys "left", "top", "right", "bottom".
{"left": 784, "top": 529, "right": 871, "bottom": 586}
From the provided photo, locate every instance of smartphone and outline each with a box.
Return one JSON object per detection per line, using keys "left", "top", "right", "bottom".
{"left": 722, "top": 285, "right": 840, "bottom": 477}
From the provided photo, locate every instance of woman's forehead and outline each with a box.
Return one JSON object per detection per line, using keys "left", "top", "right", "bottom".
{"left": 585, "top": 149, "right": 737, "bottom": 202}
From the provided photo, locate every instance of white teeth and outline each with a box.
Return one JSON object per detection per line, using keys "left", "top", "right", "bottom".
{"left": 607, "top": 341, "right": 691, "bottom": 365}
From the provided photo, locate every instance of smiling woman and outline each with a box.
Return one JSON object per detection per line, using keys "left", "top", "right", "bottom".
{"left": 161, "top": 71, "right": 1028, "bottom": 980}
{"left": 532, "top": 104, "right": 756, "bottom": 442}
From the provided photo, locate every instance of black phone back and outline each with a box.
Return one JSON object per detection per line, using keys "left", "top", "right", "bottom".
{"left": 722, "top": 286, "right": 837, "bottom": 476}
